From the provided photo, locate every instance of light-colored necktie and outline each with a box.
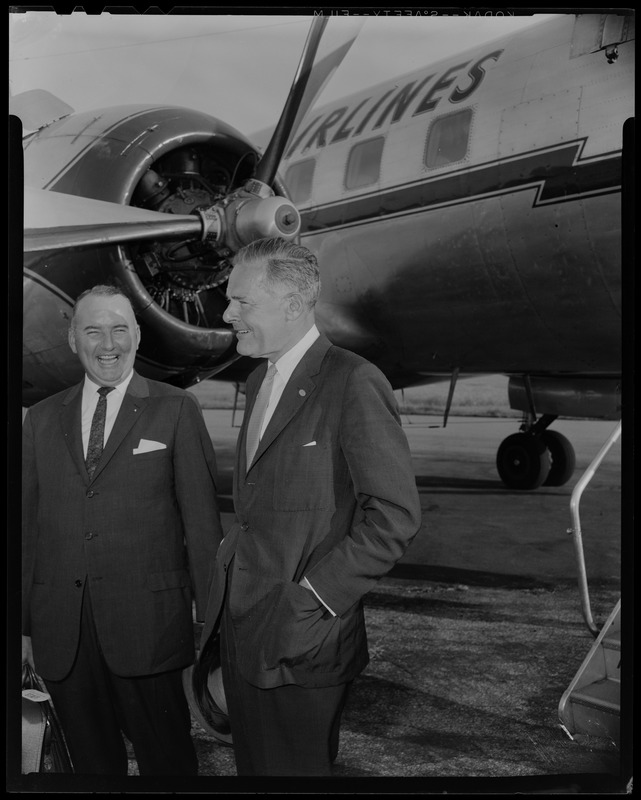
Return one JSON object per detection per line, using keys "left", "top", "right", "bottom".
{"left": 245, "top": 364, "right": 277, "bottom": 467}
{"left": 86, "top": 386, "right": 114, "bottom": 478}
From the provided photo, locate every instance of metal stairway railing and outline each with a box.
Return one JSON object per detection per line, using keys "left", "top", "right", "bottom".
{"left": 558, "top": 420, "right": 621, "bottom": 745}
{"left": 567, "top": 420, "right": 621, "bottom": 636}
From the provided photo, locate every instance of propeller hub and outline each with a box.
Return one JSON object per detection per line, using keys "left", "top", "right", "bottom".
{"left": 233, "top": 195, "right": 301, "bottom": 246}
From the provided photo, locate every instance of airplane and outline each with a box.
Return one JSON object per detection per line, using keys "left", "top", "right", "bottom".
{"left": 15, "top": 12, "right": 632, "bottom": 491}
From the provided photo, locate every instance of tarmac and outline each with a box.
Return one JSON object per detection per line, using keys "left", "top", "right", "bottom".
{"left": 15, "top": 412, "right": 631, "bottom": 794}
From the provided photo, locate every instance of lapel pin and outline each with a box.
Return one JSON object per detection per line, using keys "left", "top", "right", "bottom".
{"left": 299, "top": 389, "right": 306, "bottom": 397}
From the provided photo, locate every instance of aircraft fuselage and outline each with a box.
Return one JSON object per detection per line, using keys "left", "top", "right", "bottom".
{"left": 279, "top": 14, "right": 631, "bottom": 387}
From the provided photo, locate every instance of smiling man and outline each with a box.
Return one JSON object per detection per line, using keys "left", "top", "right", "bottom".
{"left": 199, "top": 238, "right": 422, "bottom": 776}
{"left": 22, "top": 285, "right": 224, "bottom": 776}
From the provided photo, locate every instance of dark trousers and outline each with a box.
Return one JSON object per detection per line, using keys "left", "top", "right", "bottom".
{"left": 220, "top": 585, "right": 349, "bottom": 776}
{"left": 43, "top": 587, "right": 197, "bottom": 776}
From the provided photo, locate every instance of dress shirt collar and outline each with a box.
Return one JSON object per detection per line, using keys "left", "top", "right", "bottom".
{"left": 82, "top": 369, "right": 135, "bottom": 401}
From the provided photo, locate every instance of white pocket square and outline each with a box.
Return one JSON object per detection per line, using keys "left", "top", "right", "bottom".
{"left": 133, "top": 438, "right": 167, "bottom": 454}
{"left": 302, "top": 441, "right": 316, "bottom": 447}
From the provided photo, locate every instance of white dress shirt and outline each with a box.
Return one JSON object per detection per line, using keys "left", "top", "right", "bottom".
{"left": 81, "top": 371, "right": 135, "bottom": 458}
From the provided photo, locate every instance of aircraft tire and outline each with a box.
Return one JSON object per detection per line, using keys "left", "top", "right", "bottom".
{"left": 540, "top": 430, "right": 576, "bottom": 487}
{"left": 496, "top": 432, "right": 552, "bottom": 490}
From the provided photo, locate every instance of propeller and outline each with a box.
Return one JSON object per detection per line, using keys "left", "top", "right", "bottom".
{"left": 23, "top": 18, "right": 363, "bottom": 256}
{"left": 255, "top": 17, "right": 363, "bottom": 187}
{"left": 23, "top": 187, "right": 203, "bottom": 253}
{"left": 253, "top": 17, "right": 328, "bottom": 187}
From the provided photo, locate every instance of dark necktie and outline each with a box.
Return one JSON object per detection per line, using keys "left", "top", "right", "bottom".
{"left": 245, "top": 364, "right": 277, "bottom": 467}
{"left": 86, "top": 386, "right": 114, "bottom": 478}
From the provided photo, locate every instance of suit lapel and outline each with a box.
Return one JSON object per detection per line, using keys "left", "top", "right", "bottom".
{"left": 252, "top": 375, "right": 316, "bottom": 463}
{"left": 246, "top": 335, "right": 332, "bottom": 473}
{"left": 60, "top": 383, "right": 86, "bottom": 480}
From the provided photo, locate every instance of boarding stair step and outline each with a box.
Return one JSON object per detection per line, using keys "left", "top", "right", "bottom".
{"left": 566, "top": 677, "right": 620, "bottom": 743}
{"left": 571, "top": 677, "right": 620, "bottom": 714}
{"left": 558, "top": 599, "right": 621, "bottom": 745}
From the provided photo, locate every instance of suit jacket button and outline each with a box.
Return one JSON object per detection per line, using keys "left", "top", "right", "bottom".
{"left": 85, "top": 532, "right": 94, "bottom": 540}
{"left": 74, "top": 579, "right": 83, "bottom": 588}
{"left": 86, "top": 490, "right": 95, "bottom": 498}
{"left": 240, "top": 523, "right": 249, "bottom": 531}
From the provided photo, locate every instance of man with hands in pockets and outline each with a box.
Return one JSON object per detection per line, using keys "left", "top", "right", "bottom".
{"left": 198, "top": 237, "right": 421, "bottom": 776}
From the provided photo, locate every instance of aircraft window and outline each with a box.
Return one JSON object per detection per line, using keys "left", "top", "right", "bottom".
{"left": 284, "top": 158, "right": 316, "bottom": 203}
{"left": 424, "top": 108, "right": 472, "bottom": 169}
{"left": 344, "top": 137, "right": 385, "bottom": 189}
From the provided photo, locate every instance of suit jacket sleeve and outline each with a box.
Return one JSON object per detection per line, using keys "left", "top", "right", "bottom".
{"left": 172, "top": 394, "right": 224, "bottom": 621}
{"left": 304, "top": 361, "right": 422, "bottom": 616}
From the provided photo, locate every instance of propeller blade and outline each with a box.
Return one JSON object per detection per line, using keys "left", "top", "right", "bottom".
{"left": 24, "top": 187, "right": 203, "bottom": 253}
{"left": 254, "top": 17, "right": 364, "bottom": 186}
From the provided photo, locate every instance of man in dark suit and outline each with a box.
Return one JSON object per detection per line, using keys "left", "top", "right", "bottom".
{"left": 22, "top": 285, "right": 223, "bottom": 776}
{"left": 198, "top": 238, "right": 422, "bottom": 776}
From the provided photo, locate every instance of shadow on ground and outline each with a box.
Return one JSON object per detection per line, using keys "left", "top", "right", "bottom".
{"left": 186, "top": 577, "right": 625, "bottom": 791}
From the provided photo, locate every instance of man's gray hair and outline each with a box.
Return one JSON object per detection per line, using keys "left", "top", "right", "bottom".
{"left": 70, "top": 285, "right": 134, "bottom": 328}
{"left": 233, "top": 238, "right": 321, "bottom": 308}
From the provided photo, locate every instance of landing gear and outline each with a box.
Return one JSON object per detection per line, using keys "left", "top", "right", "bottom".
{"left": 496, "top": 415, "right": 576, "bottom": 490}
{"left": 496, "top": 433, "right": 551, "bottom": 490}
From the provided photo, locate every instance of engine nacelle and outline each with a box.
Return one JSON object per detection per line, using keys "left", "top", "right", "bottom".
{"left": 22, "top": 104, "right": 296, "bottom": 402}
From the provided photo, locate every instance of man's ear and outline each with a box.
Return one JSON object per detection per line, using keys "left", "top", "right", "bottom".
{"left": 68, "top": 327, "right": 77, "bottom": 354}
{"left": 285, "top": 293, "right": 305, "bottom": 320}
